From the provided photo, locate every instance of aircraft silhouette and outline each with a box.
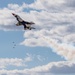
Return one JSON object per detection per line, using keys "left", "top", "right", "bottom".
{"left": 12, "top": 13, "right": 35, "bottom": 30}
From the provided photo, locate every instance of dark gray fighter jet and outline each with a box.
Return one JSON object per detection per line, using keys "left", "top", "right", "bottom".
{"left": 12, "top": 13, "right": 35, "bottom": 30}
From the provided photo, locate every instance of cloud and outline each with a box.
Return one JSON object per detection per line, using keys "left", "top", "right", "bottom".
{"left": 0, "top": 61, "right": 75, "bottom": 75}
{"left": 29, "top": 0, "right": 65, "bottom": 12}
{"left": 21, "top": 29, "right": 75, "bottom": 61}
{"left": 8, "top": 3, "right": 29, "bottom": 12}
{"left": 0, "top": 58, "right": 23, "bottom": 69}
{"left": 0, "top": 54, "right": 32, "bottom": 69}
{"left": 0, "top": 0, "right": 75, "bottom": 74}
{"left": 24, "top": 53, "right": 32, "bottom": 62}
{"left": 64, "top": 0, "right": 75, "bottom": 8}
{"left": 19, "top": 0, "right": 75, "bottom": 61}
{"left": 29, "top": 0, "right": 75, "bottom": 12}
{"left": 27, "top": 61, "right": 75, "bottom": 74}
{"left": 0, "top": 0, "right": 75, "bottom": 61}
{"left": 0, "top": 53, "right": 46, "bottom": 70}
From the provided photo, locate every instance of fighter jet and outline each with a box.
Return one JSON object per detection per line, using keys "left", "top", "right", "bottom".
{"left": 12, "top": 13, "right": 35, "bottom": 30}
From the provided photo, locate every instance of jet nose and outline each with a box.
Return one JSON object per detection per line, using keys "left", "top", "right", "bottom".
{"left": 12, "top": 13, "right": 14, "bottom": 15}
{"left": 12, "top": 13, "right": 15, "bottom": 16}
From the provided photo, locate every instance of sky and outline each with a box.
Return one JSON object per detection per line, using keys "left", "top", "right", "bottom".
{"left": 0, "top": 0, "right": 75, "bottom": 75}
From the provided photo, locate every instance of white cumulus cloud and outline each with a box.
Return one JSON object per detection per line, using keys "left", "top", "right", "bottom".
{"left": 0, "top": 54, "right": 32, "bottom": 69}
{"left": 0, "top": 0, "right": 75, "bottom": 74}
{"left": 0, "top": 61, "right": 75, "bottom": 75}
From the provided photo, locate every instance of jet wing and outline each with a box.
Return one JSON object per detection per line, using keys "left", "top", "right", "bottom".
{"left": 25, "top": 21, "right": 35, "bottom": 25}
